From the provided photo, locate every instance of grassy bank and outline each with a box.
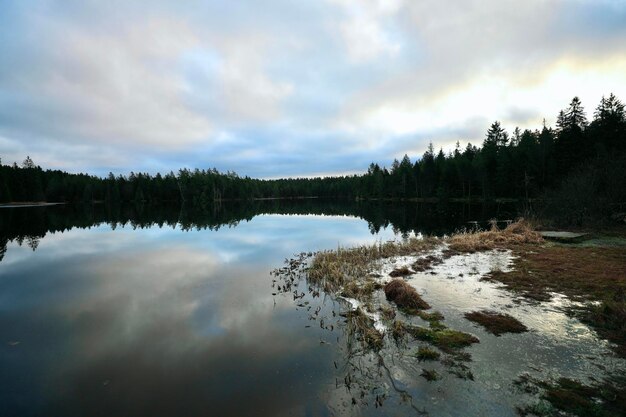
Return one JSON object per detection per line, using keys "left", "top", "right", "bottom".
{"left": 307, "top": 220, "right": 625, "bottom": 356}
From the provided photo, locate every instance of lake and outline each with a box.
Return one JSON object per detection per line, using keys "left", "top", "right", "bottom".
{"left": 0, "top": 201, "right": 622, "bottom": 416}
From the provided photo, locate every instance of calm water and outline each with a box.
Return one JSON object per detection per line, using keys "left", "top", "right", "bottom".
{"left": 0, "top": 202, "right": 621, "bottom": 416}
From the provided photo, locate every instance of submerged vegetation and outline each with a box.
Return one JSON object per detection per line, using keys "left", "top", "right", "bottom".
{"left": 415, "top": 346, "right": 441, "bottom": 362}
{"left": 515, "top": 374, "right": 626, "bottom": 417}
{"left": 420, "top": 369, "right": 439, "bottom": 382}
{"left": 582, "top": 299, "right": 626, "bottom": 357}
{"left": 344, "top": 308, "right": 385, "bottom": 351}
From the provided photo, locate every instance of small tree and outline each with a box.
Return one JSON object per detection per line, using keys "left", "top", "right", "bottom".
{"left": 22, "top": 156, "right": 35, "bottom": 169}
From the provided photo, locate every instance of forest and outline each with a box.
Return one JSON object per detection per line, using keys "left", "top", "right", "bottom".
{"left": 1, "top": 94, "right": 625, "bottom": 224}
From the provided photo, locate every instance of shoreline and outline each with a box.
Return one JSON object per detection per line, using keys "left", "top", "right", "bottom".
{"left": 0, "top": 202, "right": 66, "bottom": 208}
{"left": 274, "top": 221, "right": 626, "bottom": 415}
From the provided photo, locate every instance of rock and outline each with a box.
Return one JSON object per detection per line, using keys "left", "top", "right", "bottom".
{"left": 539, "top": 231, "right": 589, "bottom": 243}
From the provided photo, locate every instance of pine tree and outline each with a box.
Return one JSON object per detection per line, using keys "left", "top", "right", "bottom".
{"left": 22, "top": 156, "right": 35, "bottom": 169}
{"left": 558, "top": 97, "right": 587, "bottom": 131}
{"left": 555, "top": 97, "right": 588, "bottom": 174}
{"left": 594, "top": 93, "right": 625, "bottom": 123}
{"left": 485, "top": 121, "right": 508, "bottom": 147}
{"left": 590, "top": 93, "right": 626, "bottom": 153}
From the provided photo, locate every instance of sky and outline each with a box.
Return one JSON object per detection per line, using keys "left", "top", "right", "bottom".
{"left": 1, "top": 0, "right": 626, "bottom": 178}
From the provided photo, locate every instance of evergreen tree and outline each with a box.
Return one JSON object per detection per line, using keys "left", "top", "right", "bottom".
{"left": 22, "top": 156, "right": 35, "bottom": 169}
{"left": 563, "top": 96, "right": 588, "bottom": 130}
{"left": 590, "top": 93, "right": 626, "bottom": 153}
{"left": 555, "top": 97, "right": 588, "bottom": 173}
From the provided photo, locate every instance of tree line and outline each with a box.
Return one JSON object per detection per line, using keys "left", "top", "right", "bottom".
{"left": 1, "top": 94, "right": 625, "bottom": 208}
{"left": 360, "top": 94, "right": 625, "bottom": 201}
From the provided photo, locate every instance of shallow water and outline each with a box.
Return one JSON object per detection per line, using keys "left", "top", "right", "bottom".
{"left": 0, "top": 202, "right": 622, "bottom": 416}
{"left": 366, "top": 248, "right": 625, "bottom": 415}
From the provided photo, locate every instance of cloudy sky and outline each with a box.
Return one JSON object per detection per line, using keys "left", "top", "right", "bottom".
{"left": 1, "top": 0, "right": 625, "bottom": 178}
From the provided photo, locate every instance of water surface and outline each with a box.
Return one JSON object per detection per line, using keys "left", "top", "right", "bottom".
{"left": 1, "top": 202, "right": 620, "bottom": 416}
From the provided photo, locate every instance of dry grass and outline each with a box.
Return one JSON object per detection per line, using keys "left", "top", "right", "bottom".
{"left": 447, "top": 219, "right": 543, "bottom": 253}
{"left": 487, "top": 246, "right": 626, "bottom": 302}
{"left": 389, "top": 265, "right": 413, "bottom": 277}
{"left": 464, "top": 310, "right": 528, "bottom": 336}
{"left": 384, "top": 279, "right": 431, "bottom": 311}
{"left": 340, "top": 279, "right": 382, "bottom": 300}
{"left": 391, "top": 319, "right": 409, "bottom": 342}
{"left": 412, "top": 255, "right": 442, "bottom": 272}
{"left": 308, "top": 236, "right": 440, "bottom": 292}
{"left": 378, "top": 305, "right": 396, "bottom": 321}
{"left": 307, "top": 220, "right": 542, "bottom": 297}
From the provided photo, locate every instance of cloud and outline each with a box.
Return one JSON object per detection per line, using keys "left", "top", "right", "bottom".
{"left": 332, "top": 0, "right": 626, "bottom": 151}
{"left": 183, "top": 34, "right": 294, "bottom": 125}
{"left": 329, "top": 0, "right": 403, "bottom": 63}
{"left": 338, "top": 54, "right": 626, "bottom": 144}
{"left": 0, "top": 14, "right": 211, "bottom": 148}
{"left": 0, "top": 0, "right": 625, "bottom": 176}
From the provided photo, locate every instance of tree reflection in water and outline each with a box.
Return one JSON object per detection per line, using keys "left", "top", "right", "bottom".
{"left": 0, "top": 199, "right": 515, "bottom": 263}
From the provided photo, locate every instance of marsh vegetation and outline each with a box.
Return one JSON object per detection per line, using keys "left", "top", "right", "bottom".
{"left": 464, "top": 311, "right": 528, "bottom": 336}
{"left": 272, "top": 219, "right": 626, "bottom": 415}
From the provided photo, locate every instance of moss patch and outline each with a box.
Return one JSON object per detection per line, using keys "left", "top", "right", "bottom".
{"left": 403, "top": 323, "right": 479, "bottom": 351}
{"left": 417, "top": 310, "right": 444, "bottom": 323}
